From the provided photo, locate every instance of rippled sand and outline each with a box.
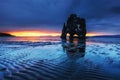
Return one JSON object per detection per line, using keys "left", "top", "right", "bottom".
{"left": 0, "top": 37, "right": 120, "bottom": 80}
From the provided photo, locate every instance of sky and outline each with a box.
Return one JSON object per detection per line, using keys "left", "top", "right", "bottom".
{"left": 0, "top": 0, "right": 120, "bottom": 36}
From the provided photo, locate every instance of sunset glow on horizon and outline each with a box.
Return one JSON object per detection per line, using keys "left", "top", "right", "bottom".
{"left": 86, "top": 33, "right": 107, "bottom": 36}
{"left": 6, "top": 30, "right": 112, "bottom": 37}
{"left": 8, "top": 31, "right": 60, "bottom": 37}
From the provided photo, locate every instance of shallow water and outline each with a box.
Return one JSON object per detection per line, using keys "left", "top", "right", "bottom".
{"left": 0, "top": 36, "right": 60, "bottom": 42}
{"left": 0, "top": 36, "right": 120, "bottom": 80}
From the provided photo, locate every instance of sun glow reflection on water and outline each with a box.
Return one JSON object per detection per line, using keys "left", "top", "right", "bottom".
{"left": 0, "top": 36, "right": 60, "bottom": 42}
{"left": 0, "top": 36, "right": 120, "bottom": 45}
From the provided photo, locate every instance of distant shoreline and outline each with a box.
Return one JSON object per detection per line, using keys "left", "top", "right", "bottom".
{"left": 0, "top": 33, "right": 15, "bottom": 37}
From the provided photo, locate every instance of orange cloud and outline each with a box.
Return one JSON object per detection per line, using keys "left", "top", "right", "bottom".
{"left": 8, "top": 31, "right": 60, "bottom": 37}
{"left": 86, "top": 32, "right": 113, "bottom": 36}
{"left": 86, "top": 33, "right": 101, "bottom": 36}
{"left": 7, "top": 30, "right": 111, "bottom": 37}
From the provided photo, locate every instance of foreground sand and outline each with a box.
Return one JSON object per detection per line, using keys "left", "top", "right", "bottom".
{"left": 0, "top": 41, "right": 120, "bottom": 80}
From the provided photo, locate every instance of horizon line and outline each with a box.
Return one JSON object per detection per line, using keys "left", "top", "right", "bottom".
{"left": 1, "top": 31, "right": 119, "bottom": 37}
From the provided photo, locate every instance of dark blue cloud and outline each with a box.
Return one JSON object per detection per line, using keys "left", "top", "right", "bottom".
{"left": 0, "top": 0, "right": 120, "bottom": 34}
{"left": 0, "top": 0, "right": 72, "bottom": 25}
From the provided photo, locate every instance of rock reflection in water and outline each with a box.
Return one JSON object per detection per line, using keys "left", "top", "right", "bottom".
{"left": 62, "top": 38, "right": 86, "bottom": 61}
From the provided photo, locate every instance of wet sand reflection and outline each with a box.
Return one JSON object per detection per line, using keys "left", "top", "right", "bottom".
{"left": 62, "top": 38, "right": 86, "bottom": 61}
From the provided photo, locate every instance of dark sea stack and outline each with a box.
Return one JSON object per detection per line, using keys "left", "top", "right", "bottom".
{"left": 61, "top": 14, "right": 86, "bottom": 42}
{"left": 0, "top": 32, "right": 15, "bottom": 37}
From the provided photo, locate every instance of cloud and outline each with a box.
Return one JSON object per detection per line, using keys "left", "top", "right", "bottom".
{"left": 0, "top": 0, "right": 71, "bottom": 25}
{"left": 0, "top": 0, "right": 120, "bottom": 34}
{"left": 87, "top": 16, "right": 120, "bottom": 34}
{"left": 110, "top": 6, "right": 120, "bottom": 14}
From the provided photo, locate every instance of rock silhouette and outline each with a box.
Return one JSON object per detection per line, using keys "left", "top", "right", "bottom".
{"left": 61, "top": 14, "right": 86, "bottom": 42}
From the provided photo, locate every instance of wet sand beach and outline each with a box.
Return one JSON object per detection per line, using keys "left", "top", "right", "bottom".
{"left": 0, "top": 37, "right": 120, "bottom": 80}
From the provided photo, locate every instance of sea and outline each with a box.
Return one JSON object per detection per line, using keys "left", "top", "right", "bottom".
{"left": 0, "top": 36, "right": 120, "bottom": 80}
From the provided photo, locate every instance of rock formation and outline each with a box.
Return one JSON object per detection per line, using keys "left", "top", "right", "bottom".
{"left": 61, "top": 14, "right": 86, "bottom": 41}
